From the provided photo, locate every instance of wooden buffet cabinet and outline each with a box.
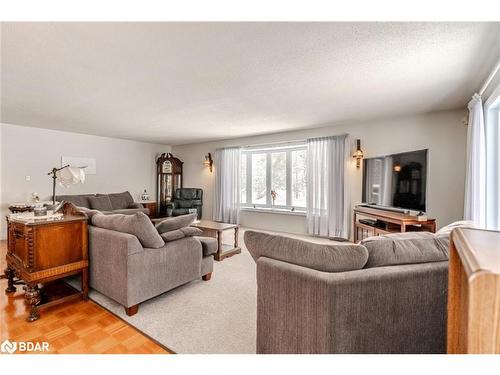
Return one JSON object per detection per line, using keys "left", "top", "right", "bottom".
{"left": 447, "top": 228, "right": 500, "bottom": 354}
{"left": 353, "top": 205, "right": 436, "bottom": 242}
{"left": 2, "top": 203, "right": 89, "bottom": 322}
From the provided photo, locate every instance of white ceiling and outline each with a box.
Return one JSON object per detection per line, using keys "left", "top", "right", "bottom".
{"left": 1, "top": 22, "right": 499, "bottom": 145}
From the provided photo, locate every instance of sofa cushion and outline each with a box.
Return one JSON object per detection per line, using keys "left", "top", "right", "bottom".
{"left": 107, "top": 191, "right": 134, "bottom": 210}
{"left": 113, "top": 208, "right": 150, "bottom": 216}
{"left": 56, "top": 194, "right": 94, "bottom": 208}
{"left": 155, "top": 213, "right": 197, "bottom": 233}
{"left": 92, "top": 212, "right": 164, "bottom": 249}
{"left": 195, "top": 236, "right": 218, "bottom": 256}
{"left": 88, "top": 196, "right": 113, "bottom": 211}
{"left": 160, "top": 226, "right": 203, "bottom": 242}
{"left": 244, "top": 230, "right": 368, "bottom": 273}
{"left": 361, "top": 232, "right": 449, "bottom": 269}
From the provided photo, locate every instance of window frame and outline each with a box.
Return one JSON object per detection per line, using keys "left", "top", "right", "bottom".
{"left": 484, "top": 83, "right": 500, "bottom": 230}
{"left": 241, "top": 143, "right": 307, "bottom": 211}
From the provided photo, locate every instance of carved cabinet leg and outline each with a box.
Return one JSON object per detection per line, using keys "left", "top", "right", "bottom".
{"left": 4, "top": 267, "right": 17, "bottom": 294}
{"left": 202, "top": 272, "right": 212, "bottom": 281}
{"left": 82, "top": 268, "right": 89, "bottom": 301}
{"left": 25, "top": 283, "right": 41, "bottom": 322}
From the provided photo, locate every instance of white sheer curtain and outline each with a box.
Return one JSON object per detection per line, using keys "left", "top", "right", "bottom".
{"left": 484, "top": 87, "right": 500, "bottom": 230}
{"left": 213, "top": 147, "right": 241, "bottom": 224}
{"left": 464, "top": 93, "right": 486, "bottom": 228}
{"left": 306, "top": 134, "right": 350, "bottom": 238}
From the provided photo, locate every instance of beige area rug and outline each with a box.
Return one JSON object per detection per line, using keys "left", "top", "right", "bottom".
{"left": 73, "top": 228, "right": 336, "bottom": 354}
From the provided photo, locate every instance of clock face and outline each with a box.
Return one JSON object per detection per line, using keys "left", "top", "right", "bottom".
{"left": 162, "top": 161, "right": 172, "bottom": 173}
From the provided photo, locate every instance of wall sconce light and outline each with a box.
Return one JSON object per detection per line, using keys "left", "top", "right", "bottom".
{"left": 352, "top": 139, "right": 364, "bottom": 169}
{"left": 203, "top": 153, "right": 213, "bottom": 172}
{"left": 393, "top": 164, "right": 402, "bottom": 172}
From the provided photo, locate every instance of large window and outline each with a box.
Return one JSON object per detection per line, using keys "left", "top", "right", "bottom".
{"left": 241, "top": 143, "right": 307, "bottom": 211}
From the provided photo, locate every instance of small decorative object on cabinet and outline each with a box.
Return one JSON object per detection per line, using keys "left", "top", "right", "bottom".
{"left": 2, "top": 202, "right": 88, "bottom": 322}
{"left": 141, "top": 189, "right": 150, "bottom": 201}
{"left": 31, "top": 192, "right": 40, "bottom": 203}
{"left": 447, "top": 228, "right": 500, "bottom": 354}
{"left": 8, "top": 203, "right": 34, "bottom": 213}
{"left": 353, "top": 205, "right": 436, "bottom": 242}
{"left": 156, "top": 153, "right": 183, "bottom": 217}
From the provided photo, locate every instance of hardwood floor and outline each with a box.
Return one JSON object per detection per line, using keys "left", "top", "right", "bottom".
{"left": 0, "top": 241, "right": 170, "bottom": 354}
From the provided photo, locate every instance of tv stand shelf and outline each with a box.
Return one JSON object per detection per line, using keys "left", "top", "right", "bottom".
{"left": 353, "top": 206, "right": 436, "bottom": 242}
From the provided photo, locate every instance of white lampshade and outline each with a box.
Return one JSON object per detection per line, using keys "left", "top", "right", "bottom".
{"left": 56, "top": 166, "right": 85, "bottom": 187}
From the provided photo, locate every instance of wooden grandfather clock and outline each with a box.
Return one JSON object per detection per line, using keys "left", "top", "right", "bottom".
{"left": 156, "top": 153, "right": 183, "bottom": 217}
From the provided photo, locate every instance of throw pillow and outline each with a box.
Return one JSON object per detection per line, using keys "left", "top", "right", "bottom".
{"left": 92, "top": 212, "right": 164, "bottom": 249}
{"left": 155, "top": 213, "right": 197, "bottom": 233}
{"left": 180, "top": 227, "right": 203, "bottom": 236}
{"left": 361, "top": 232, "right": 449, "bottom": 268}
{"left": 88, "top": 196, "right": 113, "bottom": 211}
{"left": 160, "top": 227, "right": 203, "bottom": 242}
{"left": 435, "top": 220, "right": 476, "bottom": 237}
{"left": 244, "top": 230, "right": 368, "bottom": 273}
{"left": 78, "top": 206, "right": 103, "bottom": 221}
{"left": 161, "top": 229, "right": 185, "bottom": 242}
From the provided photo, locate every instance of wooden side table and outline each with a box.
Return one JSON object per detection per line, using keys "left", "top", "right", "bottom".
{"left": 139, "top": 201, "right": 157, "bottom": 218}
{"left": 2, "top": 202, "right": 89, "bottom": 322}
{"left": 447, "top": 228, "right": 500, "bottom": 353}
{"left": 191, "top": 220, "right": 241, "bottom": 261}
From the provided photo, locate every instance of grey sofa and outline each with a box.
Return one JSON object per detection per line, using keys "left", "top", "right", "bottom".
{"left": 87, "top": 213, "right": 216, "bottom": 316}
{"left": 244, "top": 230, "right": 451, "bottom": 354}
{"left": 56, "top": 191, "right": 149, "bottom": 216}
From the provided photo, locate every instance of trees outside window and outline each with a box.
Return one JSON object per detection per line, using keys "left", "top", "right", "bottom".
{"left": 241, "top": 143, "right": 307, "bottom": 210}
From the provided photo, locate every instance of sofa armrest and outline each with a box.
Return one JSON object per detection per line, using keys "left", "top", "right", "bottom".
{"left": 256, "top": 257, "right": 448, "bottom": 354}
{"left": 128, "top": 202, "right": 144, "bottom": 209}
{"left": 88, "top": 226, "right": 144, "bottom": 307}
{"left": 192, "top": 201, "right": 203, "bottom": 206}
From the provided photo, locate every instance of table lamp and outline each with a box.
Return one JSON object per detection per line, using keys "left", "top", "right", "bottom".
{"left": 48, "top": 165, "right": 86, "bottom": 206}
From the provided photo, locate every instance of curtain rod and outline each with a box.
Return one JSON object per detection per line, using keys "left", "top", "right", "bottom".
{"left": 242, "top": 139, "right": 306, "bottom": 148}
{"left": 479, "top": 57, "right": 500, "bottom": 96}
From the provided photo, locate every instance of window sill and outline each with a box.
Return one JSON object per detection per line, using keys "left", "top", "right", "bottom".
{"left": 240, "top": 207, "right": 306, "bottom": 216}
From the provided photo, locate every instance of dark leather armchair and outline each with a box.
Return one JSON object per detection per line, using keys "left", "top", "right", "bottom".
{"left": 166, "top": 188, "right": 203, "bottom": 219}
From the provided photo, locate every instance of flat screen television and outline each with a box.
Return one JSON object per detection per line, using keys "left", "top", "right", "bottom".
{"left": 362, "top": 149, "right": 428, "bottom": 212}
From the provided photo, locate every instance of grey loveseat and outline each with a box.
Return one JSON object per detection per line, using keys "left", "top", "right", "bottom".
{"left": 57, "top": 191, "right": 149, "bottom": 216}
{"left": 244, "top": 230, "right": 451, "bottom": 354}
{"left": 87, "top": 212, "right": 216, "bottom": 316}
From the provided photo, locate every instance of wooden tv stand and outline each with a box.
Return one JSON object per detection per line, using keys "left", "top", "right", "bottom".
{"left": 353, "top": 205, "right": 436, "bottom": 242}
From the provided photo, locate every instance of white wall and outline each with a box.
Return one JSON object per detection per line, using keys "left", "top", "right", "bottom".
{"left": 172, "top": 109, "right": 467, "bottom": 236}
{"left": 0, "top": 123, "right": 171, "bottom": 239}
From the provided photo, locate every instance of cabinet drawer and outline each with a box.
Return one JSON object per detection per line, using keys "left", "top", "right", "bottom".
{"left": 8, "top": 223, "right": 30, "bottom": 267}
